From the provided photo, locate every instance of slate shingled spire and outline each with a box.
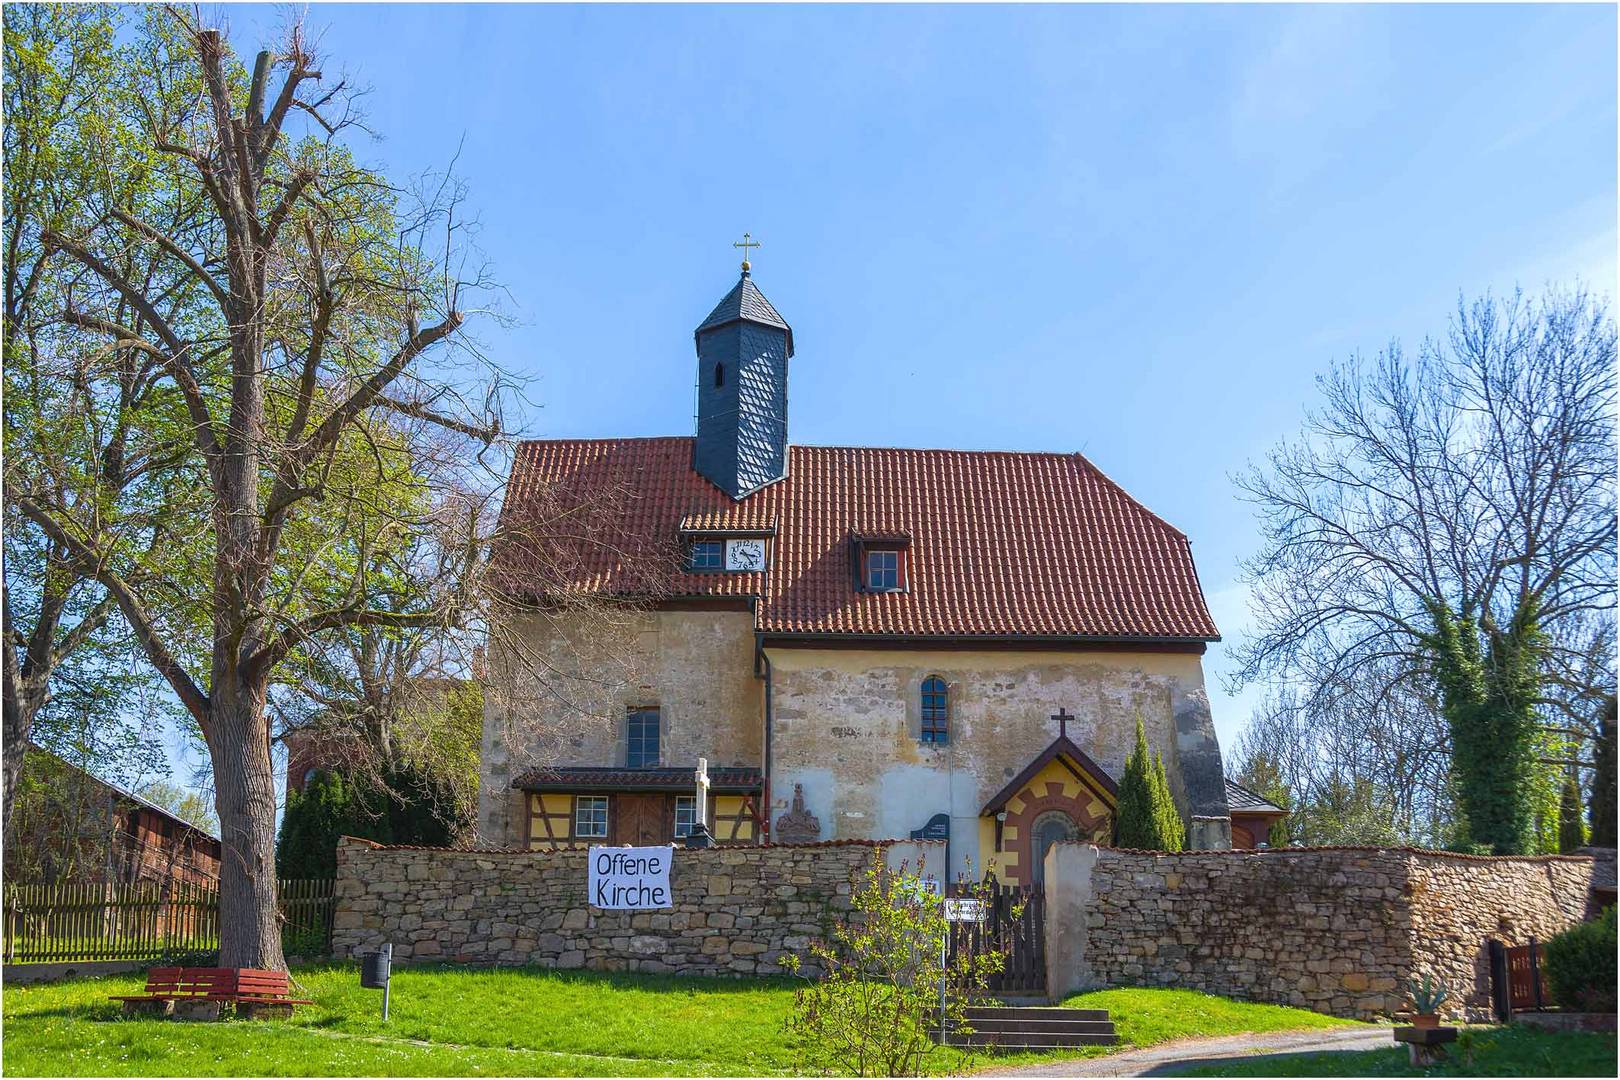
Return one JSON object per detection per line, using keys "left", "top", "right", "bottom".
{"left": 693, "top": 267, "right": 793, "bottom": 499}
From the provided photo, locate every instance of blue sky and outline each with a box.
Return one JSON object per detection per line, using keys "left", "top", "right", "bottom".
{"left": 188, "top": 2, "right": 1615, "bottom": 788}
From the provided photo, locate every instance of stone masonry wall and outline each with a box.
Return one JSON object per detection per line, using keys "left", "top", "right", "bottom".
{"left": 332, "top": 837, "right": 935, "bottom": 975}
{"left": 477, "top": 608, "right": 763, "bottom": 847}
{"left": 1406, "top": 853, "right": 1593, "bottom": 1019}
{"left": 1046, "top": 843, "right": 1594, "bottom": 1022}
{"left": 767, "top": 646, "right": 1230, "bottom": 870}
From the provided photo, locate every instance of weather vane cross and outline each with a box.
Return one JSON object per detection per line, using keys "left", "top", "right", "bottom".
{"left": 733, "top": 231, "right": 761, "bottom": 271}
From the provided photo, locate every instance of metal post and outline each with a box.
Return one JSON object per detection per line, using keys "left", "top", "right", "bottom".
{"left": 380, "top": 942, "right": 393, "bottom": 1022}
{"left": 939, "top": 926, "right": 948, "bottom": 1045}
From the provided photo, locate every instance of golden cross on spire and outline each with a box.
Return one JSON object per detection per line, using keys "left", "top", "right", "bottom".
{"left": 733, "top": 231, "right": 761, "bottom": 272}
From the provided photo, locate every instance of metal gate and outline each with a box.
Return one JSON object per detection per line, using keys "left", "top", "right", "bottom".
{"left": 948, "top": 882, "right": 1046, "bottom": 994}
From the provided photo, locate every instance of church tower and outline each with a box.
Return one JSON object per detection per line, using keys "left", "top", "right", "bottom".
{"left": 692, "top": 251, "right": 793, "bottom": 499}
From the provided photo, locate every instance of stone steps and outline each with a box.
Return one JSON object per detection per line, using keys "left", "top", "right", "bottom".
{"left": 943, "top": 1005, "right": 1119, "bottom": 1051}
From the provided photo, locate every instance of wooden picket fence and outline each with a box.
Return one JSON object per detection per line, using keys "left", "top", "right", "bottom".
{"left": 2, "top": 878, "right": 334, "bottom": 964}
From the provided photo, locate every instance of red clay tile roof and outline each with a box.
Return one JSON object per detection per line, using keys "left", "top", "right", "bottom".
{"left": 496, "top": 438, "right": 1219, "bottom": 641}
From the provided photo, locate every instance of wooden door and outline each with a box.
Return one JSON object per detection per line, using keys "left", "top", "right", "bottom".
{"left": 612, "top": 795, "right": 671, "bottom": 846}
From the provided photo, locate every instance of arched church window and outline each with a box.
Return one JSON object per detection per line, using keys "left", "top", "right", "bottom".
{"left": 713, "top": 361, "right": 725, "bottom": 388}
{"left": 920, "top": 676, "right": 948, "bottom": 744}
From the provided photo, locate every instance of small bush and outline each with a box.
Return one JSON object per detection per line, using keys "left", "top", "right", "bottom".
{"left": 779, "top": 848, "right": 1012, "bottom": 1076}
{"left": 1542, "top": 906, "right": 1617, "bottom": 1013}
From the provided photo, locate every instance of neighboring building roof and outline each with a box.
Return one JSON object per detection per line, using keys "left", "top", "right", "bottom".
{"left": 496, "top": 438, "right": 1220, "bottom": 642}
{"left": 695, "top": 272, "right": 794, "bottom": 355}
{"left": 1224, "top": 778, "right": 1288, "bottom": 817}
{"left": 24, "top": 742, "right": 221, "bottom": 842}
{"left": 511, "top": 765, "right": 764, "bottom": 794}
{"left": 981, "top": 735, "right": 1120, "bottom": 816}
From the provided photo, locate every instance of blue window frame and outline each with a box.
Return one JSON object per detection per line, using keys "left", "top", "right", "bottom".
{"left": 920, "top": 676, "right": 949, "bottom": 744}
{"left": 675, "top": 795, "right": 697, "bottom": 838}
{"left": 688, "top": 540, "right": 724, "bottom": 571}
{"left": 866, "top": 549, "right": 900, "bottom": 591}
{"left": 627, "top": 707, "right": 660, "bottom": 768}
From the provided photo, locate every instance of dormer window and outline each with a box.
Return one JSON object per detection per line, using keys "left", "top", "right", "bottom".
{"left": 685, "top": 535, "right": 768, "bottom": 572}
{"left": 688, "top": 539, "right": 724, "bottom": 571}
{"left": 867, "top": 549, "right": 900, "bottom": 590}
{"left": 854, "top": 538, "right": 910, "bottom": 592}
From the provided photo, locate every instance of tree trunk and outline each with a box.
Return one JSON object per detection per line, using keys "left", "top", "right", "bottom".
{"left": 2, "top": 694, "right": 29, "bottom": 840}
{"left": 209, "top": 679, "right": 284, "bottom": 970}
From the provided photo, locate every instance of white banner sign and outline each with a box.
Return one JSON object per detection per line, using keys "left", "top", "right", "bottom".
{"left": 588, "top": 845, "right": 674, "bottom": 909}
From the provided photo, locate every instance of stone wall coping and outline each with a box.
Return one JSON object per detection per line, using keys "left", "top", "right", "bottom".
{"left": 337, "top": 834, "right": 943, "bottom": 854}
{"left": 1070, "top": 841, "right": 1597, "bottom": 865}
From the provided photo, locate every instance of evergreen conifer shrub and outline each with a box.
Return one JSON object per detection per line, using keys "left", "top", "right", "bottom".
{"left": 1112, "top": 718, "right": 1185, "bottom": 851}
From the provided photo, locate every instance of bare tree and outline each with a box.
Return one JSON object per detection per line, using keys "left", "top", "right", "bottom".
{"left": 1232, "top": 288, "right": 1615, "bottom": 853}
{"left": 1234, "top": 651, "right": 1455, "bottom": 847}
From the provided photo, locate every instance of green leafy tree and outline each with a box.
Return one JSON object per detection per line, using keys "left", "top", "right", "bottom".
{"left": 1, "top": 3, "right": 209, "bottom": 836}
{"left": 275, "top": 772, "right": 357, "bottom": 881}
{"left": 1557, "top": 770, "right": 1586, "bottom": 853}
{"left": 780, "top": 849, "right": 1011, "bottom": 1077}
{"left": 1112, "top": 718, "right": 1184, "bottom": 851}
{"left": 139, "top": 779, "right": 219, "bottom": 835}
{"left": 4, "top": 8, "right": 516, "bottom": 968}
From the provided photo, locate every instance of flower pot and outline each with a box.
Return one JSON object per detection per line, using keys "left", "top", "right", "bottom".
{"left": 1412, "top": 1012, "right": 1440, "bottom": 1029}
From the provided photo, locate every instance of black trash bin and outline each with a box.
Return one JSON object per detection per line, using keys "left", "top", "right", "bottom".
{"left": 361, "top": 943, "right": 392, "bottom": 989}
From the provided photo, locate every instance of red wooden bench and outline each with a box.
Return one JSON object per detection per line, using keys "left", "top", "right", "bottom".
{"left": 112, "top": 967, "right": 312, "bottom": 1019}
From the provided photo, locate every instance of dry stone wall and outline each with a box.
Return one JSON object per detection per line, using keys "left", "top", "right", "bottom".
{"left": 1406, "top": 852, "right": 1592, "bottom": 1019}
{"left": 332, "top": 837, "right": 935, "bottom": 975}
{"left": 1045, "top": 843, "right": 1595, "bottom": 1021}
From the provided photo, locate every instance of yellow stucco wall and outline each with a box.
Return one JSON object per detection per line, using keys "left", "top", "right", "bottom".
{"left": 527, "top": 793, "right": 581, "bottom": 850}
{"left": 713, "top": 794, "right": 758, "bottom": 842}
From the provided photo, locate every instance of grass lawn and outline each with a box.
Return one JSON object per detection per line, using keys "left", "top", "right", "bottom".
{"left": 2, "top": 964, "right": 1364, "bottom": 1077}
{"left": 1183, "top": 1024, "right": 1618, "bottom": 1077}
{"left": 1059, "top": 987, "right": 1359, "bottom": 1050}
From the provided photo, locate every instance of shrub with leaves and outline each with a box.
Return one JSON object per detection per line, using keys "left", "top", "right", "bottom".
{"left": 275, "top": 766, "right": 460, "bottom": 880}
{"left": 1543, "top": 906, "right": 1617, "bottom": 1013}
{"left": 780, "top": 848, "right": 1013, "bottom": 1077}
{"left": 1113, "top": 717, "right": 1185, "bottom": 851}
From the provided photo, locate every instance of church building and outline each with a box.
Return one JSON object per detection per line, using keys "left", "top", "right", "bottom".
{"left": 478, "top": 253, "right": 1234, "bottom": 884}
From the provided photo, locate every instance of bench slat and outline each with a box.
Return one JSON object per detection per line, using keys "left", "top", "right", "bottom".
{"left": 116, "top": 966, "right": 306, "bottom": 1010}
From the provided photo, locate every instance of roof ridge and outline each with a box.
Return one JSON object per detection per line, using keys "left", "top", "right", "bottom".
{"left": 1068, "top": 450, "right": 1192, "bottom": 543}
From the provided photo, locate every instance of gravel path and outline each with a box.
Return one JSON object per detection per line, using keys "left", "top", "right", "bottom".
{"left": 979, "top": 1025, "right": 1393, "bottom": 1077}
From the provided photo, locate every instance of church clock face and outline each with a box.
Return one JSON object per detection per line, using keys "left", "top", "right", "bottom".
{"left": 725, "top": 538, "right": 767, "bottom": 572}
